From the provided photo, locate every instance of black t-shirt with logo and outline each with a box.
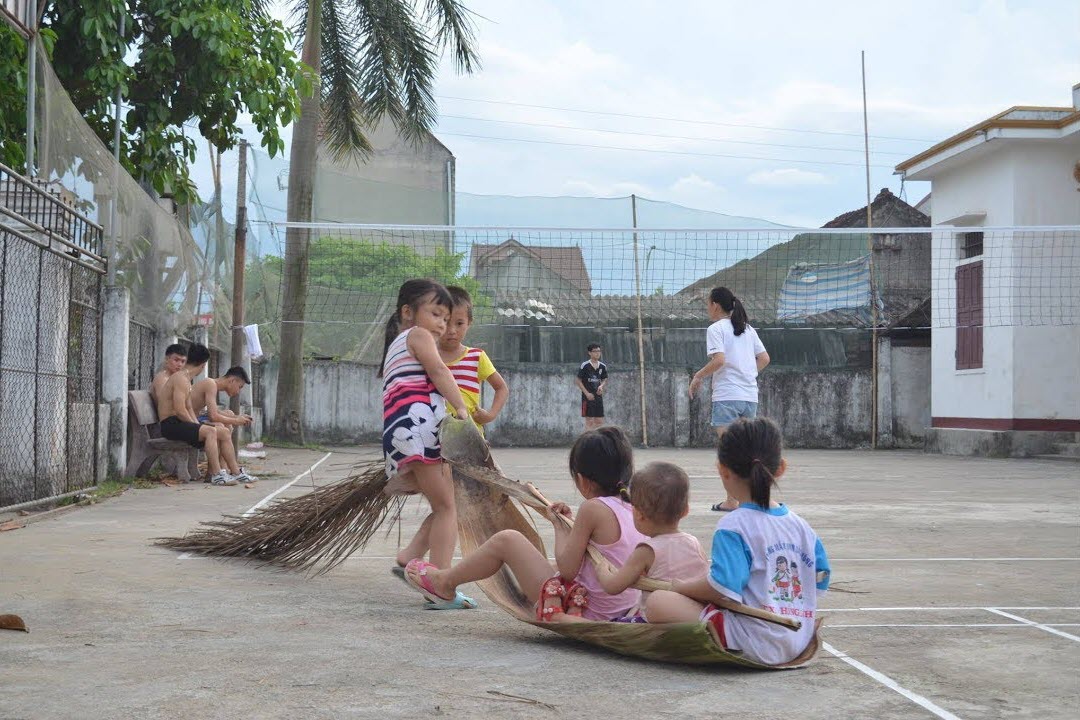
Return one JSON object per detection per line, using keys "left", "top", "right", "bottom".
{"left": 577, "top": 361, "right": 608, "bottom": 402}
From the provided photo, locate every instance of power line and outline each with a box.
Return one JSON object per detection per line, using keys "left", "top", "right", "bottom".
{"left": 436, "top": 131, "right": 896, "bottom": 169}
{"left": 440, "top": 113, "right": 912, "bottom": 157}
{"left": 437, "top": 95, "right": 936, "bottom": 143}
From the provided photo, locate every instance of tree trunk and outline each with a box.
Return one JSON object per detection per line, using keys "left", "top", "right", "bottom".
{"left": 272, "top": 1, "right": 322, "bottom": 444}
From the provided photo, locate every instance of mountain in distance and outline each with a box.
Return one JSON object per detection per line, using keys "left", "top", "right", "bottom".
{"left": 456, "top": 192, "right": 791, "bottom": 229}
{"left": 455, "top": 193, "right": 795, "bottom": 295}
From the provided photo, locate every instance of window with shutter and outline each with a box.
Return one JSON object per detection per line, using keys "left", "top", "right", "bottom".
{"left": 955, "top": 261, "right": 983, "bottom": 370}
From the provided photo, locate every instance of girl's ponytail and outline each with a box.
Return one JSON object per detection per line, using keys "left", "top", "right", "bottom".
{"left": 730, "top": 296, "right": 748, "bottom": 336}
{"left": 377, "top": 313, "right": 401, "bottom": 379}
{"left": 718, "top": 417, "right": 783, "bottom": 506}
{"left": 709, "top": 286, "right": 748, "bottom": 335}
{"left": 748, "top": 458, "right": 774, "bottom": 507}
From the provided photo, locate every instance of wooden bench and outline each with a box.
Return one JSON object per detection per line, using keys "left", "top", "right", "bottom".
{"left": 124, "top": 390, "right": 200, "bottom": 482}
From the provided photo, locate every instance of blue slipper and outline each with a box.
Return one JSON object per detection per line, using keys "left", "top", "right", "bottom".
{"left": 425, "top": 591, "right": 479, "bottom": 610}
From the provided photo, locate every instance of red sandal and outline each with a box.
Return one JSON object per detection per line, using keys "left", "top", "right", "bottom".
{"left": 537, "top": 576, "right": 567, "bottom": 621}
{"left": 563, "top": 581, "right": 589, "bottom": 617}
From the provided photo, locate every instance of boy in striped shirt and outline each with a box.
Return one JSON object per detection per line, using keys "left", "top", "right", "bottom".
{"left": 437, "top": 287, "right": 509, "bottom": 434}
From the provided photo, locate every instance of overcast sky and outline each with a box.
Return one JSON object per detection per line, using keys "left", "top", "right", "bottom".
{"left": 205, "top": 0, "right": 1080, "bottom": 228}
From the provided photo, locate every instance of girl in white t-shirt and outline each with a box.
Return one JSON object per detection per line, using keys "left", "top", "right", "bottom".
{"left": 689, "top": 286, "right": 770, "bottom": 511}
{"left": 644, "top": 417, "right": 831, "bottom": 666}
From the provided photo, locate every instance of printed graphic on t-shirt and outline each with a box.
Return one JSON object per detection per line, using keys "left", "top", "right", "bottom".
{"left": 769, "top": 555, "right": 803, "bottom": 602}
{"left": 762, "top": 542, "right": 815, "bottom": 618}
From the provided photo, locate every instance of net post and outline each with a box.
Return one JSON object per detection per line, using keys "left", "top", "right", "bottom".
{"left": 862, "top": 50, "right": 879, "bottom": 449}
{"left": 631, "top": 195, "right": 649, "bottom": 446}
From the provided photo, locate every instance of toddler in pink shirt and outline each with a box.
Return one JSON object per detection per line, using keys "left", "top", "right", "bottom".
{"left": 596, "top": 461, "right": 708, "bottom": 621}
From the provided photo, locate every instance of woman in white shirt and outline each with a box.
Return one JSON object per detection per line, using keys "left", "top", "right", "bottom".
{"left": 689, "top": 287, "right": 770, "bottom": 511}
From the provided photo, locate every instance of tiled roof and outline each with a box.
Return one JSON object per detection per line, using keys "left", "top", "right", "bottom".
{"left": 478, "top": 289, "right": 707, "bottom": 326}
{"left": 823, "top": 188, "right": 930, "bottom": 229}
{"left": 470, "top": 239, "right": 592, "bottom": 293}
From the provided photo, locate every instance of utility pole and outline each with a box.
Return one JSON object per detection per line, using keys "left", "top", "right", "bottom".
{"left": 631, "top": 194, "right": 649, "bottom": 447}
{"left": 862, "top": 50, "right": 879, "bottom": 449}
{"left": 230, "top": 140, "right": 248, "bottom": 415}
{"left": 24, "top": 1, "right": 37, "bottom": 178}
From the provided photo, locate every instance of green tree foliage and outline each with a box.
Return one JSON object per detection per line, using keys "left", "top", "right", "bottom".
{"left": 248, "top": 237, "right": 482, "bottom": 360}
{"left": 0, "top": 1, "right": 309, "bottom": 202}
{"left": 281, "top": 236, "right": 481, "bottom": 297}
{"left": 0, "top": 25, "right": 55, "bottom": 171}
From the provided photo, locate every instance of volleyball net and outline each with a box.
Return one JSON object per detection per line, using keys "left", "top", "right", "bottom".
{"left": 242, "top": 223, "right": 1079, "bottom": 367}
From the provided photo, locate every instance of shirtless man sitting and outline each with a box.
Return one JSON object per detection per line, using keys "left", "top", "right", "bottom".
{"left": 149, "top": 343, "right": 187, "bottom": 404}
{"left": 190, "top": 366, "right": 260, "bottom": 483}
{"left": 191, "top": 366, "right": 253, "bottom": 427}
{"left": 157, "top": 344, "right": 256, "bottom": 486}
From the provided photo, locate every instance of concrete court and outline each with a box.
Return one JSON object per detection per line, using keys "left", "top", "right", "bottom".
{"left": 1, "top": 445, "right": 1077, "bottom": 720}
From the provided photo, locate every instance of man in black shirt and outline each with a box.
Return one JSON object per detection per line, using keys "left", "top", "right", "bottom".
{"left": 575, "top": 343, "right": 608, "bottom": 429}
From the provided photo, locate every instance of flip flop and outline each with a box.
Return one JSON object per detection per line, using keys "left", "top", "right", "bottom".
{"left": 403, "top": 559, "right": 457, "bottom": 604}
{"left": 425, "top": 591, "right": 479, "bottom": 610}
{"left": 392, "top": 564, "right": 434, "bottom": 603}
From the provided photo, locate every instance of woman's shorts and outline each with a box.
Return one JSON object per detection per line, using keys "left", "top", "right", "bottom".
{"left": 711, "top": 400, "right": 758, "bottom": 427}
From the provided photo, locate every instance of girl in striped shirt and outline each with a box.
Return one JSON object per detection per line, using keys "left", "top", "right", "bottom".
{"left": 439, "top": 286, "right": 509, "bottom": 434}
{"left": 381, "top": 280, "right": 470, "bottom": 584}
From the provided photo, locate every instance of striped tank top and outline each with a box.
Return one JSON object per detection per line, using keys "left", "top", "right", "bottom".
{"left": 382, "top": 328, "right": 446, "bottom": 477}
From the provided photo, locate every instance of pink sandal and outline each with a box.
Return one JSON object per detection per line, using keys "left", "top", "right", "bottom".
{"left": 563, "top": 581, "right": 589, "bottom": 617}
{"left": 404, "top": 559, "right": 455, "bottom": 603}
{"left": 537, "top": 576, "right": 567, "bottom": 621}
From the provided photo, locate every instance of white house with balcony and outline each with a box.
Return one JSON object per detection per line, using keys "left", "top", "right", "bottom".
{"left": 895, "top": 83, "right": 1080, "bottom": 457}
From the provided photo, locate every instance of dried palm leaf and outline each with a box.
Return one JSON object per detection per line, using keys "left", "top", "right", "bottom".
{"left": 156, "top": 461, "right": 402, "bottom": 574}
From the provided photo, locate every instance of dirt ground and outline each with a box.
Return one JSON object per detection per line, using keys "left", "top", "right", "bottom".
{"left": 1, "top": 445, "right": 1077, "bottom": 719}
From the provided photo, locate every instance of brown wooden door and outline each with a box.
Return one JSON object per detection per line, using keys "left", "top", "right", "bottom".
{"left": 955, "top": 261, "right": 983, "bottom": 369}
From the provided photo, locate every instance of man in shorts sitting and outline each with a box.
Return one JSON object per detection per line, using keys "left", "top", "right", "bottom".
{"left": 158, "top": 344, "right": 255, "bottom": 486}
{"left": 190, "top": 366, "right": 259, "bottom": 483}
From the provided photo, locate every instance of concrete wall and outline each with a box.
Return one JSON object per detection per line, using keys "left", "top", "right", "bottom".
{"left": 257, "top": 360, "right": 877, "bottom": 449}
{"left": 313, "top": 117, "right": 453, "bottom": 226}
{"left": 891, "top": 344, "right": 931, "bottom": 447}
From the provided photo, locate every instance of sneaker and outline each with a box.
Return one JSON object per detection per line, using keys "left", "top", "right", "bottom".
{"left": 233, "top": 467, "right": 259, "bottom": 483}
{"left": 209, "top": 471, "right": 238, "bottom": 486}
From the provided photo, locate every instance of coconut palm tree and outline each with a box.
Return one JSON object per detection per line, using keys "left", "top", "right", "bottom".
{"left": 274, "top": 0, "right": 479, "bottom": 442}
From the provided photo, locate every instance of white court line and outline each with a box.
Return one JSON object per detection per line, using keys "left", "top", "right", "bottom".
{"left": 177, "top": 452, "right": 333, "bottom": 561}
{"left": 822, "top": 641, "right": 964, "bottom": 720}
{"left": 824, "top": 606, "right": 1080, "bottom": 612}
{"left": 828, "top": 623, "right": 1080, "bottom": 629}
{"left": 984, "top": 608, "right": 1080, "bottom": 643}
{"left": 242, "top": 452, "right": 333, "bottom": 518}
{"left": 832, "top": 557, "right": 1080, "bottom": 562}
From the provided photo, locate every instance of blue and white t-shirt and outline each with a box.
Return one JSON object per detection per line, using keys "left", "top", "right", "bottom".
{"left": 708, "top": 503, "right": 830, "bottom": 665}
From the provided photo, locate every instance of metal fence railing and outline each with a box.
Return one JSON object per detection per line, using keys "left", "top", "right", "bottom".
{"left": 0, "top": 162, "right": 106, "bottom": 509}
{"left": 128, "top": 319, "right": 158, "bottom": 391}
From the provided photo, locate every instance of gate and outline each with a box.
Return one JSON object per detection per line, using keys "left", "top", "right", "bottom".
{"left": 0, "top": 163, "right": 105, "bottom": 509}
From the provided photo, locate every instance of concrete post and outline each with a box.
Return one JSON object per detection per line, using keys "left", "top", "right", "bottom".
{"left": 101, "top": 286, "right": 130, "bottom": 476}
{"left": 876, "top": 335, "right": 895, "bottom": 448}
{"left": 193, "top": 326, "right": 209, "bottom": 382}
{"left": 673, "top": 371, "right": 691, "bottom": 448}
{"left": 236, "top": 329, "right": 254, "bottom": 444}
